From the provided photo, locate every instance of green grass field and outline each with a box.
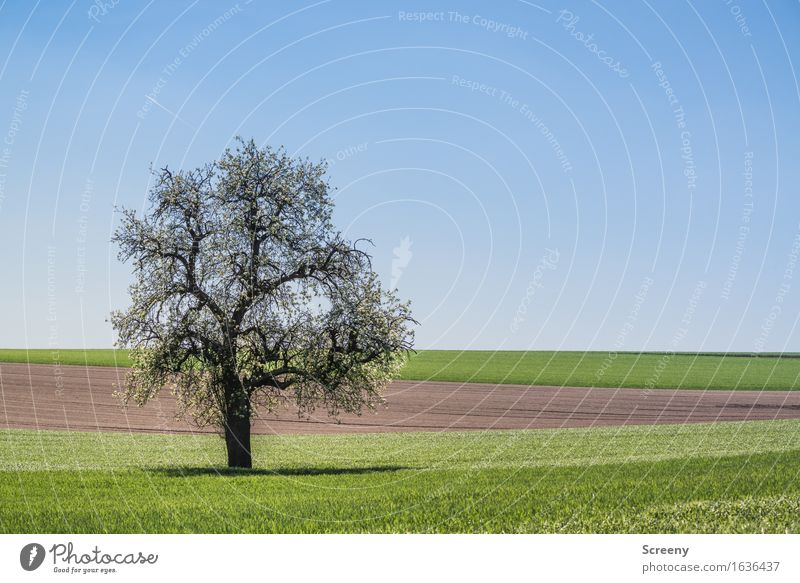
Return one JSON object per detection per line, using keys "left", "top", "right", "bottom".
{"left": 2, "top": 421, "right": 799, "bottom": 533}
{"left": 0, "top": 348, "right": 132, "bottom": 368}
{"left": 400, "top": 350, "right": 800, "bottom": 390}
{"left": 3, "top": 348, "right": 800, "bottom": 390}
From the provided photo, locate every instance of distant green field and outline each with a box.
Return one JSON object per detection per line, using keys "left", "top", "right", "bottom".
{"left": 2, "top": 348, "right": 799, "bottom": 390}
{"left": 399, "top": 350, "right": 800, "bottom": 390}
{"left": 0, "top": 348, "right": 131, "bottom": 367}
{"left": 2, "top": 421, "right": 799, "bottom": 533}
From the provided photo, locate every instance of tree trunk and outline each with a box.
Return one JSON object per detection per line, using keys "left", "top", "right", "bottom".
{"left": 224, "top": 413, "right": 252, "bottom": 469}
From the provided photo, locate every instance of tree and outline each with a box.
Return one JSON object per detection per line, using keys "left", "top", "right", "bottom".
{"left": 111, "top": 138, "right": 415, "bottom": 468}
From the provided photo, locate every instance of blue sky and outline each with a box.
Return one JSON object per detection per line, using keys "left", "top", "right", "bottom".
{"left": 0, "top": 0, "right": 798, "bottom": 351}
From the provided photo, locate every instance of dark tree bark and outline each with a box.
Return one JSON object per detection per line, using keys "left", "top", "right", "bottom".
{"left": 224, "top": 373, "right": 252, "bottom": 468}
{"left": 224, "top": 413, "right": 252, "bottom": 469}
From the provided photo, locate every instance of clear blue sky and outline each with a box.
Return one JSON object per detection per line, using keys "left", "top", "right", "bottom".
{"left": 0, "top": 0, "right": 798, "bottom": 351}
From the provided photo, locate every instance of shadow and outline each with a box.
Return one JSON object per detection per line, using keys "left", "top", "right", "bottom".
{"left": 725, "top": 403, "right": 800, "bottom": 410}
{"left": 149, "top": 465, "right": 409, "bottom": 478}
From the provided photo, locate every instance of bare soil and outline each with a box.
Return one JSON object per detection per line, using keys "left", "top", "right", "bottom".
{"left": 2, "top": 363, "right": 799, "bottom": 435}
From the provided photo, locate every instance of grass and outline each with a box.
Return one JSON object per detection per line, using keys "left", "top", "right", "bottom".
{"left": 2, "top": 420, "right": 800, "bottom": 533}
{"left": 2, "top": 348, "right": 800, "bottom": 390}
{"left": 399, "top": 351, "right": 800, "bottom": 390}
{"left": 0, "top": 348, "right": 131, "bottom": 367}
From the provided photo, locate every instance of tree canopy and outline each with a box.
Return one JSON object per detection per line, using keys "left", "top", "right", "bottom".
{"left": 112, "top": 138, "right": 415, "bottom": 467}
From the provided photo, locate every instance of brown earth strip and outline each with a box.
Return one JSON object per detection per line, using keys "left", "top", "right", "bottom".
{"left": 1, "top": 363, "right": 799, "bottom": 435}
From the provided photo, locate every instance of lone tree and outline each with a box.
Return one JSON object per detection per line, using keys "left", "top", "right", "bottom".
{"left": 112, "top": 138, "right": 415, "bottom": 468}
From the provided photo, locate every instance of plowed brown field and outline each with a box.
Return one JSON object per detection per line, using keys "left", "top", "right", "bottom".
{"left": 2, "top": 363, "right": 799, "bottom": 435}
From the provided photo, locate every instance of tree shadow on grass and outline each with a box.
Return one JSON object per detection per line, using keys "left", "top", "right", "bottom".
{"left": 149, "top": 465, "right": 410, "bottom": 478}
